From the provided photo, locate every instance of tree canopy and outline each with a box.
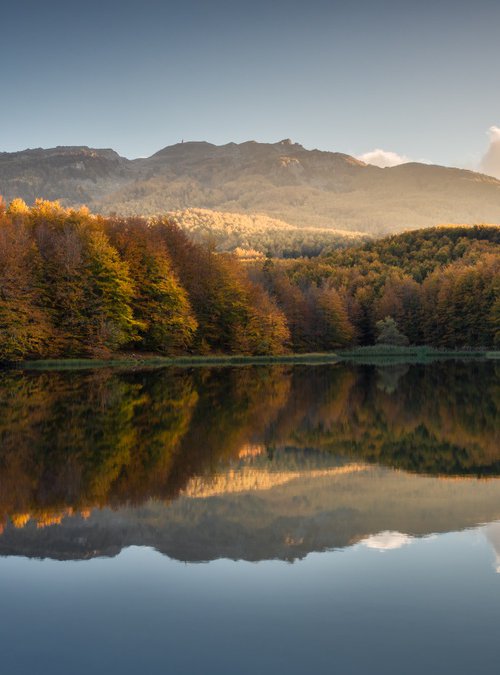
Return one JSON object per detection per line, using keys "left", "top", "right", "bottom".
{"left": 0, "top": 201, "right": 498, "bottom": 361}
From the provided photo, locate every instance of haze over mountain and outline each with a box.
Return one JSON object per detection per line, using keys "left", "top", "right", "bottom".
{"left": 1, "top": 139, "right": 500, "bottom": 235}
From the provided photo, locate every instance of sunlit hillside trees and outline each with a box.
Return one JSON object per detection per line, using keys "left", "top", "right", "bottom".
{"left": 105, "top": 217, "right": 197, "bottom": 353}
{"left": 0, "top": 201, "right": 498, "bottom": 360}
{"left": 167, "top": 208, "right": 367, "bottom": 258}
{"left": 0, "top": 200, "right": 291, "bottom": 359}
{"left": 153, "top": 219, "right": 290, "bottom": 354}
{"left": 0, "top": 199, "right": 53, "bottom": 360}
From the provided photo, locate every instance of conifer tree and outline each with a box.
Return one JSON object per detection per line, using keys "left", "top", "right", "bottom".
{"left": 375, "top": 316, "right": 410, "bottom": 346}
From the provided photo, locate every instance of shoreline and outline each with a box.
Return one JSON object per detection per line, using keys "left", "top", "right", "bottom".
{"left": 6, "top": 347, "right": 498, "bottom": 371}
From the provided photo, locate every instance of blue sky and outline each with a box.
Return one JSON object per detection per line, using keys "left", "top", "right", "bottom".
{"left": 1, "top": 0, "right": 499, "bottom": 169}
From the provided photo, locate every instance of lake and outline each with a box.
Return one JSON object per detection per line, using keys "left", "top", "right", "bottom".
{"left": 0, "top": 360, "right": 499, "bottom": 674}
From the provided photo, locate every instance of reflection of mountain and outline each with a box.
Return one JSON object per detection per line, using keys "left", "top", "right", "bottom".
{"left": 2, "top": 466, "right": 500, "bottom": 562}
{"left": 0, "top": 360, "right": 498, "bottom": 560}
{"left": 182, "top": 463, "right": 369, "bottom": 498}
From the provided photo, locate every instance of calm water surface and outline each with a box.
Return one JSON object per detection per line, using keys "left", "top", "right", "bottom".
{"left": 0, "top": 361, "right": 498, "bottom": 674}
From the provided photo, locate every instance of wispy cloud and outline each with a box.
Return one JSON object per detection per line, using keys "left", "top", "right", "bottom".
{"left": 480, "top": 126, "right": 500, "bottom": 179}
{"left": 357, "top": 148, "right": 411, "bottom": 168}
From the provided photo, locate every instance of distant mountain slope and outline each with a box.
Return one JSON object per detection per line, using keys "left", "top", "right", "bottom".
{"left": 0, "top": 146, "right": 132, "bottom": 205}
{"left": 1, "top": 140, "right": 500, "bottom": 234}
{"left": 167, "top": 208, "right": 367, "bottom": 256}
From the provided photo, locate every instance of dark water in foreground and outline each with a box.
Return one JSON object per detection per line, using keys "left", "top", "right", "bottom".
{"left": 0, "top": 361, "right": 499, "bottom": 674}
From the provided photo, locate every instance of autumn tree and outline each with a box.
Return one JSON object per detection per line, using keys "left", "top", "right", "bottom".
{"left": 375, "top": 274, "right": 422, "bottom": 344}
{"left": 311, "top": 284, "right": 355, "bottom": 349}
{"left": 106, "top": 218, "right": 197, "bottom": 354}
{"left": 29, "top": 202, "right": 138, "bottom": 355}
{"left": 157, "top": 219, "right": 290, "bottom": 354}
{"left": 0, "top": 208, "right": 53, "bottom": 360}
{"left": 84, "top": 229, "right": 141, "bottom": 352}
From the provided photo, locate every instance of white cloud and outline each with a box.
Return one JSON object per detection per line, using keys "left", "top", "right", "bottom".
{"left": 361, "top": 530, "right": 413, "bottom": 551}
{"left": 480, "top": 126, "right": 500, "bottom": 179}
{"left": 357, "top": 148, "right": 411, "bottom": 168}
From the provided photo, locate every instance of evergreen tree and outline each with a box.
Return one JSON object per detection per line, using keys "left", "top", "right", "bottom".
{"left": 375, "top": 316, "right": 410, "bottom": 346}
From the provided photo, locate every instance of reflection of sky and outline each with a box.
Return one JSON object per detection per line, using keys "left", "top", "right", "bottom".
{"left": 1, "top": 525, "right": 500, "bottom": 674}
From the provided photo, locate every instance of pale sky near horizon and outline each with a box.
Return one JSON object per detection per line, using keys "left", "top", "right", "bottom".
{"left": 1, "top": 0, "right": 499, "bottom": 171}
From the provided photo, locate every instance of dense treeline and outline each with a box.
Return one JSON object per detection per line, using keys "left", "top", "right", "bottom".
{"left": 0, "top": 199, "right": 289, "bottom": 360}
{"left": 0, "top": 199, "right": 498, "bottom": 360}
{"left": 252, "top": 224, "right": 499, "bottom": 349}
{"left": 328, "top": 225, "right": 500, "bottom": 281}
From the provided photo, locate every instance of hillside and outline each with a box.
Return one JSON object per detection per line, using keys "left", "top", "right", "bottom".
{"left": 167, "top": 208, "right": 367, "bottom": 257}
{"left": 1, "top": 140, "right": 500, "bottom": 234}
{"left": 322, "top": 224, "right": 500, "bottom": 281}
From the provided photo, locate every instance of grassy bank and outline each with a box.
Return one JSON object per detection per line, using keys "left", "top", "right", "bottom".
{"left": 337, "top": 345, "right": 496, "bottom": 365}
{"left": 12, "top": 352, "right": 342, "bottom": 371}
{"left": 8, "top": 346, "right": 498, "bottom": 371}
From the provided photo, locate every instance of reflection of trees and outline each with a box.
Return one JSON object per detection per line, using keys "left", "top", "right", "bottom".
{"left": 272, "top": 362, "right": 499, "bottom": 476}
{"left": 164, "top": 366, "right": 291, "bottom": 498}
{"left": 0, "top": 366, "right": 291, "bottom": 527}
{"left": 109, "top": 370, "right": 199, "bottom": 503}
{"left": 0, "top": 369, "right": 196, "bottom": 524}
{"left": 0, "top": 361, "right": 498, "bottom": 530}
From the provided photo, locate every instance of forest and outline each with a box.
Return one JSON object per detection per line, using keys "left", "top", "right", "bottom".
{"left": 166, "top": 208, "right": 366, "bottom": 258}
{"left": 0, "top": 198, "right": 498, "bottom": 361}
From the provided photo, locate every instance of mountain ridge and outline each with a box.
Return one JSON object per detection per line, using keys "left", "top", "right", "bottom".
{"left": 1, "top": 140, "right": 500, "bottom": 234}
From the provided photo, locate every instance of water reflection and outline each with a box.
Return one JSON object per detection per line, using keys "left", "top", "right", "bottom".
{"left": 361, "top": 531, "right": 414, "bottom": 551}
{"left": 0, "top": 361, "right": 498, "bottom": 561}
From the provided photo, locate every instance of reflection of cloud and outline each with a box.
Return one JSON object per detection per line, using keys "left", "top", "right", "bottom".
{"left": 361, "top": 530, "right": 413, "bottom": 551}
{"left": 483, "top": 521, "right": 500, "bottom": 573}
{"left": 480, "top": 126, "right": 500, "bottom": 179}
{"left": 357, "top": 149, "right": 410, "bottom": 168}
